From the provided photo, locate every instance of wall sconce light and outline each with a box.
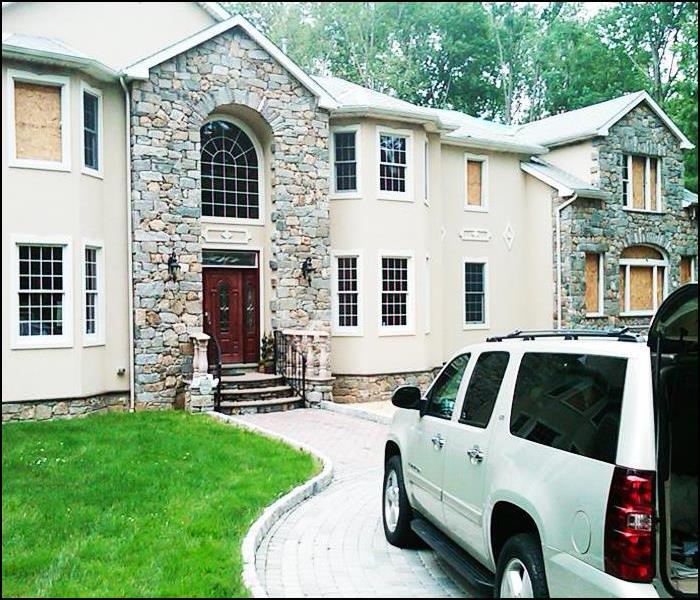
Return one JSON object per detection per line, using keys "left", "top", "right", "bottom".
{"left": 301, "top": 257, "right": 314, "bottom": 284}
{"left": 167, "top": 250, "right": 181, "bottom": 282}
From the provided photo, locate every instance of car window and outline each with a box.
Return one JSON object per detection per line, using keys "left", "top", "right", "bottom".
{"left": 425, "top": 354, "right": 471, "bottom": 420}
{"left": 459, "top": 352, "right": 509, "bottom": 428}
{"left": 510, "top": 353, "right": 628, "bottom": 464}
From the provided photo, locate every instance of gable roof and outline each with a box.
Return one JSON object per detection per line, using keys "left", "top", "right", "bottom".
{"left": 518, "top": 91, "right": 694, "bottom": 150}
{"left": 124, "top": 15, "right": 337, "bottom": 110}
{"left": 520, "top": 157, "right": 610, "bottom": 200}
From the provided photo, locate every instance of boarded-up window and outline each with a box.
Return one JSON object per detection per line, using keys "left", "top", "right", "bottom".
{"left": 619, "top": 245, "right": 667, "bottom": 314}
{"left": 619, "top": 268, "right": 625, "bottom": 312}
{"left": 585, "top": 253, "right": 602, "bottom": 314}
{"left": 649, "top": 158, "right": 658, "bottom": 211}
{"left": 621, "top": 246, "right": 662, "bottom": 260}
{"left": 466, "top": 160, "right": 483, "bottom": 206}
{"left": 14, "top": 81, "right": 62, "bottom": 162}
{"left": 680, "top": 257, "right": 694, "bottom": 285}
{"left": 656, "top": 267, "right": 665, "bottom": 307}
{"left": 630, "top": 266, "right": 654, "bottom": 311}
{"left": 631, "top": 156, "right": 646, "bottom": 209}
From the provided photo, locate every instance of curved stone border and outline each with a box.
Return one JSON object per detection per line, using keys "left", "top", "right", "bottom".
{"left": 319, "top": 400, "right": 391, "bottom": 425}
{"left": 206, "top": 411, "right": 334, "bottom": 598}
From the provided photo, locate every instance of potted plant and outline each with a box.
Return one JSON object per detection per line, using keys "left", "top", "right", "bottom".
{"left": 258, "top": 333, "right": 276, "bottom": 374}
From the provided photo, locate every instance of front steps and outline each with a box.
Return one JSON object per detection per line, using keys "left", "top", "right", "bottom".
{"left": 216, "top": 369, "right": 303, "bottom": 415}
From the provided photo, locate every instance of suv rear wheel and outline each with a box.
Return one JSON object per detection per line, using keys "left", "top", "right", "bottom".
{"left": 382, "top": 455, "right": 417, "bottom": 547}
{"left": 495, "top": 533, "right": 549, "bottom": 598}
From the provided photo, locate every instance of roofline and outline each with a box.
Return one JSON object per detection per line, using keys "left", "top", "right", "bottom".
{"left": 123, "top": 15, "right": 337, "bottom": 110}
{"left": 330, "top": 105, "right": 452, "bottom": 133}
{"left": 443, "top": 135, "right": 548, "bottom": 156}
{"left": 520, "top": 162, "right": 611, "bottom": 200}
{"left": 196, "top": 2, "right": 230, "bottom": 22}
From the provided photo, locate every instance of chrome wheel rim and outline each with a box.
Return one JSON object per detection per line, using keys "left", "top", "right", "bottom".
{"left": 384, "top": 469, "right": 400, "bottom": 532}
{"left": 500, "top": 558, "right": 534, "bottom": 598}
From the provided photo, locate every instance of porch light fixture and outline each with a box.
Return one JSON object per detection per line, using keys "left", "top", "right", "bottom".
{"left": 167, "top": 250, "right": 181, "bottom": 282}
{"left": 301, "top": 257, "right": 314, "bottom": 284}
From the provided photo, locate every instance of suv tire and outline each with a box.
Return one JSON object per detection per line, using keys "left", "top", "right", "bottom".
{"left": 382, "top": 455, "right": 418, "bottom": 547}
{"left": 495, "top": 533, "right": 549, "bottom": 598}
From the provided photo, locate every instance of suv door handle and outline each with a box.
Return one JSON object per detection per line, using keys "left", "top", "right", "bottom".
{"left": 431, "top": 434, "right": 445, "bottom": 450}
{"left": 466, "top": 445, "right": 485, "bottom": 464}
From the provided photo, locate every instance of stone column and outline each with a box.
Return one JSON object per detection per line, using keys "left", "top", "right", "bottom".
{"left": 187, "top": 331, "right": 218, "bottom": 413}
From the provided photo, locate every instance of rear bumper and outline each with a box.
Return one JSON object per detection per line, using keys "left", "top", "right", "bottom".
{"left": 545, "top": 548, "right": 659, "bottom": 598}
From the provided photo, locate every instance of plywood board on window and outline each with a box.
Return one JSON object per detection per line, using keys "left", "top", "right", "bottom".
{"left": 649, "top": 158, "right": 658, "bottom": 211}
{"left": 467, "top": 160, "right": 482, "bottom": 206}
{"left": 621, "top": 246, "right": 662, "bottom": 260}
{"left": 680, "top": 257, "right": 693, "bottom": 285}
{"left": 656, "top": 267, "right": 665, "bottom": 306}
{"left": 14, "top": 81, "right": 62, "bottom": 162}
{"left": 619, "top": 268, "right": 626, "bottom": 312}
{"left": 630, "top": 266, "right": 653, "bottom": 311}
{"left": 632, "top": 156, "right": 646, "bottom": 209}
{"left": 585, "top": 253, "right": 600, "bottom": 313}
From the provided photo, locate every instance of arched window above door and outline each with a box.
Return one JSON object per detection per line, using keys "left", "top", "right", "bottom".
{"left": 201, "top": 119, "right": 261, "bottom": 220}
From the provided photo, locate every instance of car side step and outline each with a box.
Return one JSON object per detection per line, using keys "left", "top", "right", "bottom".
{"left": 410, "top": 517, "right": 494, "bottom": 594}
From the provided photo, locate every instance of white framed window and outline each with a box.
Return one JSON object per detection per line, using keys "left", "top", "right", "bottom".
{"left": 424, "top": 139, "right": 430, "bottom": 206}
{"left": 379, "top": 252, "right": 414, "bottom": 335}
{"left": 331, "top": 251, "right": 363, "bottom": 336}
{"left": 377, "top": 127, "right": 413, "bottom": 201}
{"left": 11, "top": 236, "right": 73, "bottom": 349}
{"left": 464, "top": 153, "right": 489, "bottom": 211}
{"left": 585, "top": 253, "right": 605, "bottom": 317}
{"left": 619, "top": 246, "right": 668, "bottom": 317}
{"left": 463, "top": 258, "right": 489, "bottom": 329}
{"left": 80, "top": 81, "right": 103, "bottom": 178}
{"left": 83, "top": 242, "right": 105, "bottom": 346}
{"left": 680, "top": 256, "right": 696, "bottom": 285}
{"left": 621, "top": 154, "right": 662, "bottom": 212}
{"left": 6, "top": 69, "right": 71, "bottom": 171}
{"left": 330, "top": 125, "right": 361, "bottom": 199}
{"left": 424, "top": 255, "right": 431, "bottom": 334}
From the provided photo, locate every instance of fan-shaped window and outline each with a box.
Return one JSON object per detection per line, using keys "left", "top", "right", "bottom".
{"left": 201, "top": 120, "right": 260, "bottom": 219}
{"left": 619, "top": 245, "right": 667, "bottom": 315}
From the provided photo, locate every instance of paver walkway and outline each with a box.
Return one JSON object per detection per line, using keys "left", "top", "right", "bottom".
{"left": 240, "top": 408, "right": 477, "bottom": 598}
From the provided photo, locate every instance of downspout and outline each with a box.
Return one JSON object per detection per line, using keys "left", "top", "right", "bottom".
{"left": 120, "top": 75, "right": 136, "bottom": 412}
{"left": 556, "top": 193, "right": 578, "bottom": 330}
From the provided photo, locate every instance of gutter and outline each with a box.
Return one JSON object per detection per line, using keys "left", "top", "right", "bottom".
{"left": 120, "top": 75, "right": 136, "bottom": 413}
{"left": 556, "top": 194, "right": 578, "bottom": 330}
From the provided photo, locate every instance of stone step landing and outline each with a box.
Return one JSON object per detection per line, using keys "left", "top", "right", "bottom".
{"left": 215, "top": 369, "right": 303, "bottom": 415}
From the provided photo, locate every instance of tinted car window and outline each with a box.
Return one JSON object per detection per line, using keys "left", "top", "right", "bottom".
{"left": 425, "top": 354, "right": 471, "bottom": 420}
{"left": 459, "top": 352, "right": 509, "bottom": 428}
{"left": 510, "top": 353, "right": 628, "bottom": 464}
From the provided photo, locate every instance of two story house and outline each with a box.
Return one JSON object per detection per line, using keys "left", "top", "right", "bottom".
{"left": 2, "top": 1, "right": 697, "bottom": 421}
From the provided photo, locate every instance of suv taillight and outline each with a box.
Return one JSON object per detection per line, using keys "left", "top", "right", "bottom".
{"left": 605, "top": 467, "right": 655, "bottom": 583}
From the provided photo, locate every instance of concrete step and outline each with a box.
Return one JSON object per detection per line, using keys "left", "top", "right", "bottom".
{"left": 218, "top": 396, "right": 303, "bottom": 415}
{"left": 219, "top": 385, "right": 293, "bottom": 401}
{"left": 219, "top": 373, "right": 284, "bottom": 389}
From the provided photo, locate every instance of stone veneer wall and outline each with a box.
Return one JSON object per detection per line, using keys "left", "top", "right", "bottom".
{"left": 558, "top": 103, "right": 698, "bottom": 329}
{"left": 333, "top": 369, "right": 441, "bottom": 404}
{"left": 129, "top": 29, "right": 331, "bottom": 408}
{"left": 2, "top": 393, "right": 128, "bottom": 423}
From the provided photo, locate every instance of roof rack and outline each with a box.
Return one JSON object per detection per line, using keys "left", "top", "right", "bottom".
{"left": 486, "top": 327, "right": 643, "bottom": 343}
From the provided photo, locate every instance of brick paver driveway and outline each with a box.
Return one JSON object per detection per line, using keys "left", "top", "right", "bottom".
{"left": 239, "top": 408, "right": 477, "bottom": 598}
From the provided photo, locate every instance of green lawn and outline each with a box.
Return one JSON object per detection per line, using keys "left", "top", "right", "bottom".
{"left": 2, "top": 411, "right": 318, "bottom": 598}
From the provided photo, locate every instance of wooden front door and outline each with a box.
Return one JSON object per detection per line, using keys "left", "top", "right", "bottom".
{"left": 203, "top": 267, "right": 259, "bottom": 364}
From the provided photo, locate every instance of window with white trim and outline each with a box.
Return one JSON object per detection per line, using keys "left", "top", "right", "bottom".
{"left": 18, "top": 245, "right": 65, "bottom": 338}
{"left": 381, "top": 256, "right": 411, "bottom": 329}
{"left": 464, "top": 260, "right": 487, "bottom": 326}
{"left": 585, "top": 253, "right": 604, "bottom": 316}
{"left": 424, "top": 139, "right": 430, "bottom": 205}
{"left": 424, "top": 255, "right": 431, "bottom": 334}
{"left": 619, "top": 246, "right": 667, "bottom": 316}
{"left": 81, "top": 83, "right": 102, "bottom": 175}
{"left": 200, "top": 119, "right": 261, "bottom": 219}
{"left": 379, "top": 131, "right": 408, "bottom": 195}
{"left": 332, "top": 254, "right": 361, "bottom": 333}
{"left": 465, "top": 154, "right": 488, "bottom": 210}
{"left": 332, "top": 128, "right": 358, "bottom": 194}
{"left": 8, "top": 70, "right": 71, "bottom": 171}
{"left": 621, "top": 154, "right": 662, "bottom": 212}
{"left": 680, "top": 256, "right": 696, "bottom": 285}
{"left": 84, "top": 247, "right": 100, "bottom": 338}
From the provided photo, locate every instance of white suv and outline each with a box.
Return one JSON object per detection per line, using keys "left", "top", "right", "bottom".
{"left": 383, "top": 284, "right": 698, "bottom": 598}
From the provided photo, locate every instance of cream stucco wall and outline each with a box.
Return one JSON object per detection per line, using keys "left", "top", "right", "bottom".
{"left": 2, "top": 60, "right": 130, "bottom": 402}
{"left": 545, "top": 141, "right": 595, "bottom": 184}
{"left": 2, "top": 2, "right": 216, "bottom": 69}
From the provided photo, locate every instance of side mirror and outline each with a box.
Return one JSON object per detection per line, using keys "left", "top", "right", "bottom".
{"left": 392, "top": 385, "right": 421, "bottom": 410}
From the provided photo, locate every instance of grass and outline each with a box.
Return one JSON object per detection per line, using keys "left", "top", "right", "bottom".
{"left": 2, "top": 411, "right": 318, "bottom": 597}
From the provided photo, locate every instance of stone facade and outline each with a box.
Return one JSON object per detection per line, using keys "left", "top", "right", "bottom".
{"left": 558, "top": 103, "right": 698, "bottom": 329}
{"left": 2, "top": 393, "right": 128, "bottom": 423}
{"left": 333, "top": 369, "right": 440, "bottom": 404}
{"left": 129, "top": 28, "right": 331, "bottom": 408}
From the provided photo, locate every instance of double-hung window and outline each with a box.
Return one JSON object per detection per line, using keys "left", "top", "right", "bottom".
{"left": 83, "top": 244, "right": 104, "bottom": 345}
{"left": 621, "top": 154, "right": 661, "bottom": 212}
{"left": 463, "top": 259, "right": 488, "bottom": 328}
{"left": 378, "top": 128, "right": 411, "bottom": 200}
{"left": 331, "top": 126, "right": 359, "bottom": 197}
{"left": 332, "top": 252, "right": 362, "bottom": 334}
{"left": 380, "top": 255, "right": 413, "bottom": 333}
{"left": 81, "top": 82, "right": 102, "bottom": 176}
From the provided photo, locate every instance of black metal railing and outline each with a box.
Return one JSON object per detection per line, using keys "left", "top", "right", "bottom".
{"left": 274, "top": 330, "right": 306, "bottom": 403}
{"left": 207, "top": 334, "right": 223, "bottom": 410}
